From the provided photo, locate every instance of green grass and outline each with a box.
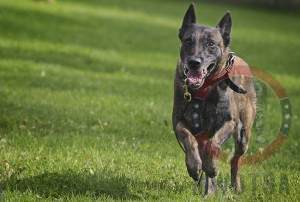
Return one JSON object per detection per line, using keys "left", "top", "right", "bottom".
{"left": 0, "top": 0, "right": 299, "bottom": 201}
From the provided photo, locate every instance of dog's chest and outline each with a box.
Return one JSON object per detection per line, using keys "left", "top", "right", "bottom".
{"left": 183, "top": 86, "right": 232, "bottom": 136}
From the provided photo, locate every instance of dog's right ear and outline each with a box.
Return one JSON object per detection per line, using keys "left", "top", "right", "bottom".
{"left": 179, "top": 3, "right": 196, "bottom": 40}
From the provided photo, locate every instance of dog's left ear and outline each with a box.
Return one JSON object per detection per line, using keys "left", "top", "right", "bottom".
{"left": 216, "top": 12, "right": 232, "bottom": 47}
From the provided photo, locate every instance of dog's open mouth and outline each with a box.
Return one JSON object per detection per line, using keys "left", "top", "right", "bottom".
{"left": 186, "top": 71, "right": 205, "bottom": 89}
{"left": 185, "top": 63, "right": 215, "bottom": 89}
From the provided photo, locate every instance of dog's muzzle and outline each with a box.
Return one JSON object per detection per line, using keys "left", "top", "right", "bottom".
{"left": 183, "top": 63, "right": 216, "bottom": 89}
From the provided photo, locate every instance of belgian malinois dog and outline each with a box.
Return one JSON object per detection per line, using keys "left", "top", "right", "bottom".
{"left": 172, "top": 3, "right": 256, "bottom": 194}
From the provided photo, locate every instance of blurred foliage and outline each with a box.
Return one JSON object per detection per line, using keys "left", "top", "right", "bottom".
{"left": 201, "top": 0, "right": 300, "bottom": 9}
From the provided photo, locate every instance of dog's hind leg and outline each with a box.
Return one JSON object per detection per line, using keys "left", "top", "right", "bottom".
{"left": 231, "top": 103, "right": 255, "bottom": 192}
{"left": 175, "top": 121, "right": 202, "bottom": 181}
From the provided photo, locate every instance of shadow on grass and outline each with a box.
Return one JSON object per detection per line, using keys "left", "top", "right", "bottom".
{"left": 2, "top": 170, "right": 141, "bottom": 200}
{"left": 2, "top": 169, "right": 185, "bottom": 200}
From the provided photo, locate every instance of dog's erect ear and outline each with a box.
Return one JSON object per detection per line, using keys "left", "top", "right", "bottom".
{"left": 216, "top": 12, "right": 232, "bottom": 47}
{"left": 179, "top": 3, "right": 196, "bottom": 39}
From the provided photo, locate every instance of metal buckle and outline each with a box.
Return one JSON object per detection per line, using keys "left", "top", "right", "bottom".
{"left": 183, "top": 79, "right": 192, "bottom": 102}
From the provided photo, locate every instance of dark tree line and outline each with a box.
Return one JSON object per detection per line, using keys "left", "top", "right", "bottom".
{"left": 196, "top": 0, "right": 300, "bottom": 9}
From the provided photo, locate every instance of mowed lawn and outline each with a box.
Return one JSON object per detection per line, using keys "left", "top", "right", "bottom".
{"left": 0, "top": 0, "right": 299, "bottom": 201}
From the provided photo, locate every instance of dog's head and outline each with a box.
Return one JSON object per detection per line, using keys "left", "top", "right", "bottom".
{"left": 179, "top": 3, "right": 232, "bottom": 89}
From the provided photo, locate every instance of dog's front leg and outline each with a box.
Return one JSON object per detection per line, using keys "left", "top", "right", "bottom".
{"left": 212, "top": 120, "right": 236, "bottom": 146}
{"left": 175, "top": 121, "right": 202, "bottom": 181}
{"left": 201, "top": 120, "right": 235, "bottom": 176}
{"left": 201, "top": 120, "right": 236, "bottom": 195}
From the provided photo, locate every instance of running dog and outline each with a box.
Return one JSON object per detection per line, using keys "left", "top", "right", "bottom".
{"left": 172, "top": 3, "right": 256, "bottom": 194}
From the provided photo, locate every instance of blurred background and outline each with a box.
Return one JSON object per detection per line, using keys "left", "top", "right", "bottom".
{"left": 206, "top": 0, "right": 300, "bottom": 9}
{"left": 0, "top": 0, "right": 299, "bottom": 201}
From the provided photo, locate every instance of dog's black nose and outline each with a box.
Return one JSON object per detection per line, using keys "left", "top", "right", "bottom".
{"left": 188, "top": 58, "right": 201, "bottom": 70}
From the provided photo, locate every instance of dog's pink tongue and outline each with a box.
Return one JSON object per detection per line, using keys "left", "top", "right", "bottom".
{"left": 187, "top": 72, "right": 204, "bottom": 86}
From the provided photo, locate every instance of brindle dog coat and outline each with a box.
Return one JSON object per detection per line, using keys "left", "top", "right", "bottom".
{"left": 172, "top": 4, "right": 256, "bottom": 195}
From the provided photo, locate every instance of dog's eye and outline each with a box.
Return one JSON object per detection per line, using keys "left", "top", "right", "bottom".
{"left": 207, "top": 41, "right": 215, "bottom": 47}
{"left": 184, "top": 38, "right": 193, "bottom": 45}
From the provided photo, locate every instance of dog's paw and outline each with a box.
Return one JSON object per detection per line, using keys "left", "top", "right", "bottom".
{"left": 200, "top": 140, "right": 220, "bottom": 178}
{"left": 185, "top": 150, "right": 202, "bottom": 181}
{"left": 204, "top": 176, "right": 217, "bottom": 196}
{"left": 231, "top": 176, "right": 242, "bottom": 193}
